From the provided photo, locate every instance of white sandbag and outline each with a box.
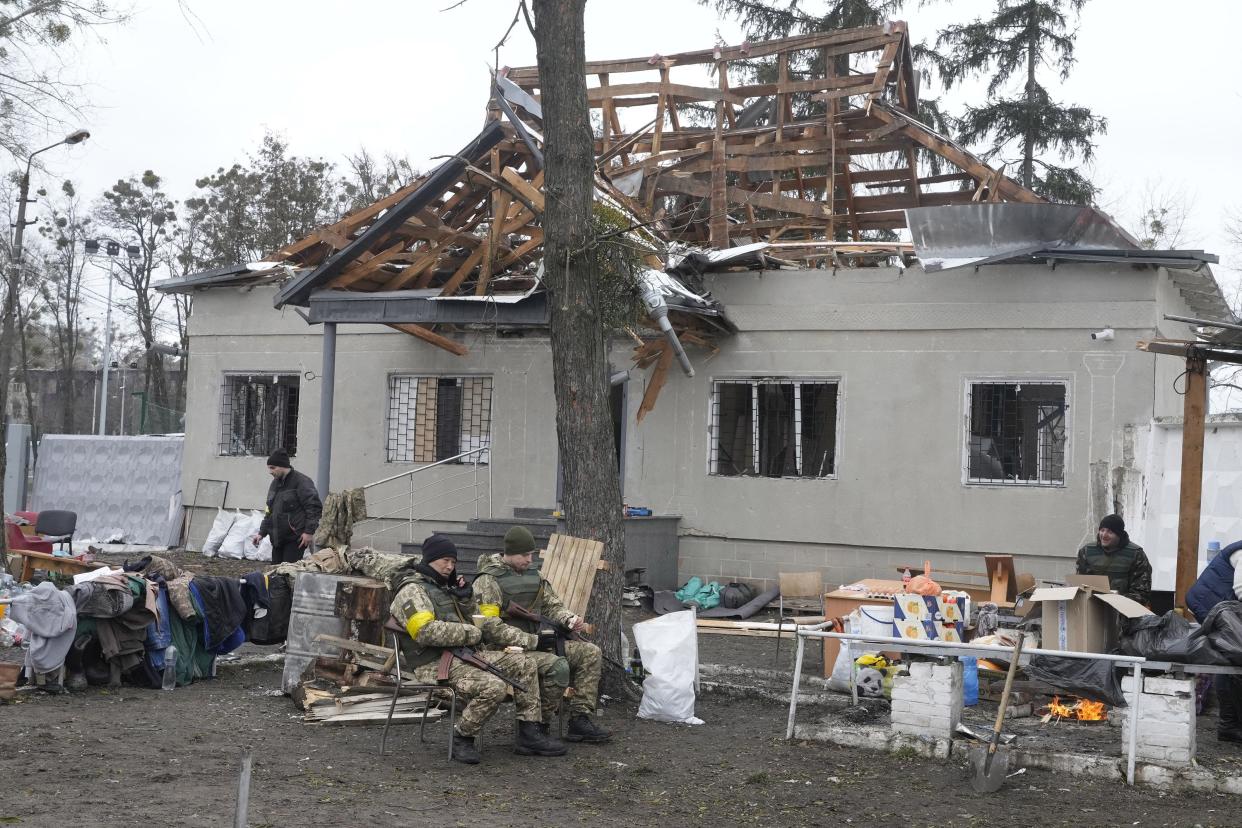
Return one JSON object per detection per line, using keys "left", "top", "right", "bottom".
{"left": 243, "top": 512, "right": 272, "bottom": 561}
{"left": 634, "top": 610, "right": 703, "bottom": 725}
{"left": 202, "top": 508, "right": 236, "bottom": 557}
{"left": 827, "top": 610, "right": 860, "bottom": 691}
{"left": 218, "top": 511, "right": 253, "bottom": 559}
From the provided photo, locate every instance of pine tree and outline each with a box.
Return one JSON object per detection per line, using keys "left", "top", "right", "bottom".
{"left": 932, "top": 0, "right": 1106, "bottom": 204}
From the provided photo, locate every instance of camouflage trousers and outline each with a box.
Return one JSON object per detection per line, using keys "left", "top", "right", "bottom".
{"left": 527, "top": 639, "right": 602, "bottom": 719}
{"left": 411, "top": 650, "right": 541, "bottom": 738}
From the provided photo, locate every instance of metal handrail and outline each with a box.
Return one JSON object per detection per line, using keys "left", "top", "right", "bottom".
{"left": 362, "top": 447, "right": 489, "bottom": 490}
{"left": 355, "top": 446, "right": 492, "bottom": 546}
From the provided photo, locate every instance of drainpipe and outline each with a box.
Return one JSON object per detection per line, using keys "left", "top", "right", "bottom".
{"left": 639, "top": 279, "right": 694, "bottom": 377}
{"left": 316, "top": 323, "right": 337, "bottom": 500}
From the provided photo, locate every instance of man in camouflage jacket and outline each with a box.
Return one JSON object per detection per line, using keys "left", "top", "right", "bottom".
{"left": 473, "top": 526, "right": 611, "bottom": 744}
{"left": 1076, "top": 513, "right": 1152, "bottom": 606}
{"left": 389, "top": 534, "right": 567, "bottom": 764}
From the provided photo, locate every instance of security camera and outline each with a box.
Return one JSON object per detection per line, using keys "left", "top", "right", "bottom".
{"left": 1090, "top": 327, "right": 1115, "bottom": 341}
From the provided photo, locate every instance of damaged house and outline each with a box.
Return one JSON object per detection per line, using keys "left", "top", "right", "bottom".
{"left": 160, "top": 23, "right": 1227, "bottom": 594}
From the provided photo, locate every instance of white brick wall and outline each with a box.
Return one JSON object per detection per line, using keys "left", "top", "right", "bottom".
{"left": 890, "top": 660, "right": 963, "bottom": 740}
{"left": 1120, "top": 675, "right": 1196, "bottom": 766}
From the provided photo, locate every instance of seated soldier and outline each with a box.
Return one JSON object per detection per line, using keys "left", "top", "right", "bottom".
{"left": 389, "top": 533, "right": 567, "bottom": 764}
{"left": 1076, "top": 513, "right": 1152, "bottom": 606}
{"left": 473, "top": 526, "right": 612, "bottom": 744}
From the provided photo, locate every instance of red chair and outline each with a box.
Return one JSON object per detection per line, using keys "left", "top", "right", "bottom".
{"left": 6, "top": 520, "right": 52, "bottom": 554}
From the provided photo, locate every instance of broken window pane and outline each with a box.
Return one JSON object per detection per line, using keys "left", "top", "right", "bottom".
{"left": 218, "top": 374, "right": 300, "bottom": 457}
{"left": 387, "top": 375, "right": 492, "bottom": 464}
{"left": 967, "top": 381, "right": 1067, "bottom": 485}
{"left": 711, "top": 379, "right": 838, "bottom": 479}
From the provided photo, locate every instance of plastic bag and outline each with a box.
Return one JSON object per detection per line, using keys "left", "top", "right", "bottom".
{"left": 634, "top": 610, "right": 702, "bottom": 724}
{"left": 1190, "top": 601, "right": 1242, "bottom": 665}
{"left": 827, "top": 611, "right": 861, "bottom": 691}
{"left": 1023, "top": 654, "right": 1127, "bottom": 707}
{"left": 203, "top": 509, "right": 236, "bottom": 557}
{"left": 218, "top": 511, "right": 255, "bottom": 560}
{"left": 1118, "top": 611, "right": 1193, "bottom": 658}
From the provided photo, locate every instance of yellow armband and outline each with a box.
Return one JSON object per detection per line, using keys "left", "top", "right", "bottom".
{"left": 480, "top": 604, "right": 501, "bottom": 618}
{"left": 405, "top": 611, "right": 435, "bottom": 639}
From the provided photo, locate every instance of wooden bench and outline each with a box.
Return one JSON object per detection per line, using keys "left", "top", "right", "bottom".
{"left": 8, "top": 549, "right": 106, "bottom": 584}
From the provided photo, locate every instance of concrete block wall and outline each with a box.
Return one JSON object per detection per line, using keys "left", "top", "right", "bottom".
{"left": 1121, "top": 675, "right": 1196, "bottom": 766}
{"left": 889, "top": 661, "right": 963, "bottom": 740}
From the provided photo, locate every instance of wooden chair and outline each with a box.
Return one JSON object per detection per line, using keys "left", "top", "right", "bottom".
{"left": 774, "top": 571, "right": 825, "bottom": 668}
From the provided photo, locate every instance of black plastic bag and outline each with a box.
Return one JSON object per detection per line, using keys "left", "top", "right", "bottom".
{"left": 1190, "top": 601, "right": 1242, "bottom": 666}
{"left": 1118, "top": 611, "right": 1192, "bottom": 658}
{"left": 1023, "top": 654, "right": 1127, "bottom": 707}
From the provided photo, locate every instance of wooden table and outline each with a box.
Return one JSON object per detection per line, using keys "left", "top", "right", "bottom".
{"left": 8, "top": 549, "right": 106, "bottom": 584}
{"left": 821, "top": 578, "right": 904, "bottom": 677}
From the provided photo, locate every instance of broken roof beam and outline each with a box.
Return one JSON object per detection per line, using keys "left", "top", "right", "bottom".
{"left": 387, "top": 323, "right": 469, "bottom": 357}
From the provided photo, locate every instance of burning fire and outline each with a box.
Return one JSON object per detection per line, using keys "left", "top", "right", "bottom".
{"left": 1044, "top": 696, "right": 1107, "bottom": 722}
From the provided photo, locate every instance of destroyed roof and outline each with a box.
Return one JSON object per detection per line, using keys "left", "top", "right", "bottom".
{"left": 159, "top": 24, "right": 1038, "bottom": 308}
{"left": 157, "top": 22, "right": 1227, "bottom": 352}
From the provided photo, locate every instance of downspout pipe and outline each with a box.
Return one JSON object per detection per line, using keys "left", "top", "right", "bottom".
{"left": 639, "top": 280, "right": 694, "bottom": 377}
{"left": 316, "top": 322, "right": 337, "bottom": 500}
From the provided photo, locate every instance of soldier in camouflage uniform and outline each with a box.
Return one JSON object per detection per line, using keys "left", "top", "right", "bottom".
{"left": 389, "top": 534, "right": 567, "bottom": 764}
{"left": 473, "top": 526, "right": 611, "bottom": 744}
{"left": 1076, "top": 513, "right": 1152, "bottom": 606}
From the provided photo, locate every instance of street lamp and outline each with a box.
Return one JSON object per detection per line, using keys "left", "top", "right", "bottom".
{"left": 85, "top": 237, "right": 139, "bottom": 435}
{"left": 1, "top": 128, "right": 89, "bottom": 449}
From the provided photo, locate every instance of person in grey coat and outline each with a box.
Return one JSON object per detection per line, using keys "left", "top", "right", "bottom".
{"left": 251, "top": 449, "right": 322, "bottom": 564}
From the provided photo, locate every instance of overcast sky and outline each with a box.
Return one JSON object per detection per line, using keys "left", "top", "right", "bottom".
{"left": 24, "top": 0, "right": 1242, "bottom": 338}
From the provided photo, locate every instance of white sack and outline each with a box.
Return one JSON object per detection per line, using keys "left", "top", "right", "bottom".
{"left": 218, "top": 511, "right": 253, "bottom": 559}
{"left": 634, "top": 610, "right": 703, "bottom": 724}
{"left": 202, "top": 509, "right": 236, "bottom": 557}
{"left": 243, "top": 512, "right": 272, "bottom": 561}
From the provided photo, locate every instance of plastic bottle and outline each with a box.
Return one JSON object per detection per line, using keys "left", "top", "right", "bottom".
{"left": 161, "top": 645, "right": 178, "bottom": 690}
{"left": 1208, "top": 540, "right": 1222, "bottom": 559}
{"left": 961, "top": 656, "right": 979, "bottom": 706}
{"left": 901, "top": 568, "right": 912, "bottom": 588}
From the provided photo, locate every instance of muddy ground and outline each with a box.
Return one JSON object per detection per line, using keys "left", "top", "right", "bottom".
{"left": 1, "top": 550, "right": 1238, "bottom": 827}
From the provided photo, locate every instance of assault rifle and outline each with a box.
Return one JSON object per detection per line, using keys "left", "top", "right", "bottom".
{"left": 506, "top": 601, "right": 628, "bottom": 672}
{"left": 436, "top": 646, "right": 528, "bottom": 693}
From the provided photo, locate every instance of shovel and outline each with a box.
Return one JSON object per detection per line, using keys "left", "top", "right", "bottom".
{"left": 968, "top": 635, "right": 1024, "bottom": 793}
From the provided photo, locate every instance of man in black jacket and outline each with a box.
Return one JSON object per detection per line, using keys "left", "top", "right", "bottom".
{"left": 251, "top": 449, "right": 322, "bottom": 564}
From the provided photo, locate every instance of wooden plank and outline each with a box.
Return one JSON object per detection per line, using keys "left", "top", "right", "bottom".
{"left": 499, "top": 167, "right": 545, "bottom": 212}
{"left": 868, "top": 104, "right": 1042, "bottom": 204}
{"left": 436, "top": 245, "right": 485, "bottom": 296}
{"left": 658, "top": 174, "right": 831, "bottom": 219}
{"left": 389, "top": 324, "right": 468, "bottom": 358}
{"left": 637, "top": 344, "right": 674, "bottom": 423}
{"left": 709, "top": 59, "right": 728, "bottom": 248}
{"left": 329, "top": 240, "right": 412, "bottom": 289}
{"left": 1176, "top": 354, "right": 1208, "bottom": 611}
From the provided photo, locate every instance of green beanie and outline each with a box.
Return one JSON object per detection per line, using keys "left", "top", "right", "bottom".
{"left": 503, "top": 526, "right": 537, "bottom": 555}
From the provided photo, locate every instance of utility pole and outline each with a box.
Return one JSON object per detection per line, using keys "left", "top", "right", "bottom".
{"left": 0, "top": 129, "right": 89, "bottom": 575}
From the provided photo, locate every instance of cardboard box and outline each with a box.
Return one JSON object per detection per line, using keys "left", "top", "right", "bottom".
{"left": 893, "top": 591, "right": 970, "bottom": 642}
{"left": 1027, "top": 575, "right": 1152, "bottom": 653}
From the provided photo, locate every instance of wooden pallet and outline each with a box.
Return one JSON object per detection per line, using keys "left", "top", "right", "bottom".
{"left": 541, "top": 533, "right": 605, "bottom": 618}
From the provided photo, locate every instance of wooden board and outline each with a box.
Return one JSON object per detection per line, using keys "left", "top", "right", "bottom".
{"left": 541, "top": 533, "right": 604, "bottom": 618}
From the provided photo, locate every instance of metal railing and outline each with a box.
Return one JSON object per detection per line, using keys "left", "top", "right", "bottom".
{"left": 353, "top": 446, "right": 492, "bottom": 547}
{"left": 787, "top": 627, "right": 1147, "bottom": 786}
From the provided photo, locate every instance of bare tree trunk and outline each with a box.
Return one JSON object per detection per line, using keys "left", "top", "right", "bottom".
{"left": 532, "top": 0, "right": 629, "bottom": 696}
{"left": 1022, "top": 18, "right": 1038, "bottom": 190}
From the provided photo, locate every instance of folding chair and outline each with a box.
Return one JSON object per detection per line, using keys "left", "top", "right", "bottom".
{"left": 774, "top": 571, "right": 824, "bottom": 668}
{"left": 379, "top": 619, "right": 457, "bottom": 759}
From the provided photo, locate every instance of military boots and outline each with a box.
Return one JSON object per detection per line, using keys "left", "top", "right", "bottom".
{"left": 565, "top": 714, "right": 611, "bottom": 743}
{"left": 451, "top": 731, "right": 481, "bottom": 764}
{"left": 515, "top": 720, "right": 568, "bottom": 756}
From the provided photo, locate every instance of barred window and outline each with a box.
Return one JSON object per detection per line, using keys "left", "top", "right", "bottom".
{"left": 218, "top": 374, "right": 299, "bottom": 457}
{"left": 387, "top": 375, "right": 492, "bottom": 464}
{"left": 709, "top": 378, "right": 838, "bottom": 478}
{"left": 966, "top": 381, "right": 1067, "bottom": 485}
